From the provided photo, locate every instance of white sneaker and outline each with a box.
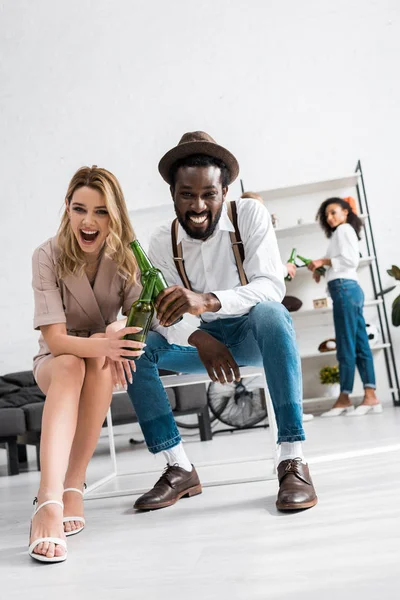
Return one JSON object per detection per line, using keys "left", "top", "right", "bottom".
{"left": 303, "top": 413, "right": 314, "bottom": 422}
{"left": 320, "top": 406, "right": 355, "bottom": 418}
{"left": 346, "top": 404, "right": 383, "bottom": 417}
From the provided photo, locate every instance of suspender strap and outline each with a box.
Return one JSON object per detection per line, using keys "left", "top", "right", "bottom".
{"left": 171, "top": 219, "right": 193, "bottom": 290}
{"left": 226, "top": 201, "right": 249, "bottom": 286}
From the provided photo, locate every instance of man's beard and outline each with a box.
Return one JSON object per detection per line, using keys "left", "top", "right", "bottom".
{"left": 175, "top": 205, "right": 224, "bottom": 240}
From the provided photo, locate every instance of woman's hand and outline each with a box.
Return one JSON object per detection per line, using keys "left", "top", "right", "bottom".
{"left": 104, "top": 357, "right": 135, "bottom": 390}
{"left": 104, "top": 326, "right": 145, "bottom": 361}
{"left": 103, "top": 325, "right": 145, "bottom": 389}
{"left": 307, "top": 259, "right": 325, "bottom": 272}
{"left": 313, "top": 271, "right": 321, "bottom": 283}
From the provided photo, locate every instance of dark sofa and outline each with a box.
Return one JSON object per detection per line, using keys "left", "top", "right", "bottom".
{"left": 0, "top": 370, "right": 211, "bottom": 476}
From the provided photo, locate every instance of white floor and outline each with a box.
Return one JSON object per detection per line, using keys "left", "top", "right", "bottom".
{"left": 1, "top": 407, "right": 400, "bottom": 600}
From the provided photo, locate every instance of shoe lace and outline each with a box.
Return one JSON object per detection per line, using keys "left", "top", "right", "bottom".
{"left": 284, "top": 457, "right": 303, "bottom": 474}
{"left": 154, "top": 464, "right": 180, "bottom": 488}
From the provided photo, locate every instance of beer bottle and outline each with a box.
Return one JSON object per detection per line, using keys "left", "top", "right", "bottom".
{"left": 297, "top": 254, "right": 326, "bottom": 276}
{"left": 123, "top": 270, "right": 157, "bottom": 360}
{"left": 129, "top": 239, "right": 182, "bottom": 325}
{"left": 285, "top": 248, "right": 297, "bottom": 281}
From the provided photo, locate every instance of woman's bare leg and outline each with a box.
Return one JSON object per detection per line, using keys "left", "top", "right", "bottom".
{"left": 63, "top": 355, "right": 114, "bottom": 533}
{"left": 30, "top": 355, "right": 85, "bottom": 559}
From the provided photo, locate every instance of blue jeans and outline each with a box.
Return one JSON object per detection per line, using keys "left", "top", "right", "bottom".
{"left": 328, "top": 279, "right": 376, "bottom": 394}
{"left": 127, "top": 301, "right": 305, "bottom": 453}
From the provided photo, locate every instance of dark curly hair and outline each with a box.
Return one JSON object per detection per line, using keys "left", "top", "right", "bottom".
{"left": 168, "top": 154, "right": 230, "bottom": 193}
{"left": 316, "top": 197, "right": 363, "bottom": 240}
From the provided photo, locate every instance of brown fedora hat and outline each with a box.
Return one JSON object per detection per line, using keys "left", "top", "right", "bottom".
{"left": 158, "top": 131, "right": 239, "bottom": 185}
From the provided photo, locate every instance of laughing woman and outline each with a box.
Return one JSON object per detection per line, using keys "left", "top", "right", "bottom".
{"left": 308, "top": 197, "right": 381, "bottom": 418}
{"left": 29, "top": 166, "right": 143, "bottom": 563}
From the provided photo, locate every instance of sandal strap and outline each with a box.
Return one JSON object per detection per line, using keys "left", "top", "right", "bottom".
{"left": 33, "top": 499, "right": 64, "bottom": 517}
{"left": 62, "top": 516, "right": 85, "bottom": 524}
{"left": 29, "top": 537, "right": 67, "bottom": 554}
{"left": 64, "top": 487, "right": 84, "bottom": 496}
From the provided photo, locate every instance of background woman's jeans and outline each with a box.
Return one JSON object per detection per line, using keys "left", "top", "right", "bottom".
{"left": 127, "top": 301, "right": 305, "bottom": 453}
{"left": 328, "top": 279, "right": 376, "bottom": 394}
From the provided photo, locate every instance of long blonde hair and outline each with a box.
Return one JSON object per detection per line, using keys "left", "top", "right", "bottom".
{"left": 57, "top": 166, "right": 137, "bottom": 282}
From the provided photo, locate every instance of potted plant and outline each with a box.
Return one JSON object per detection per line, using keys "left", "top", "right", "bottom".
{"left": 319, "top": 365, "right": 340, "bottom": 398}
{"left": 387, "top": 265, "right": 400, "bottom": 326}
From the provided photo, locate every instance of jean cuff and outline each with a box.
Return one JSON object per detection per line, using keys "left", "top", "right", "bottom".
{"left": 147, "top": 433, "right": 181, "bottom": 454}
{"left": 364, "top": 384, "right": 376, "bottom": 389}
{"left": 277, "top": 433, "right": 306, "bottom": 443}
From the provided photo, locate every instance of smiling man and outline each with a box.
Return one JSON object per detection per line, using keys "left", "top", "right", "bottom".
{"left": 126, "top": 131, "right": 317, "bottom": 512}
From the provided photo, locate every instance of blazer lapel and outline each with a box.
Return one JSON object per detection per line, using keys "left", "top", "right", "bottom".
{"left": 92, "top": 252, "right": 119, "bottom": 318}
{"left": 63, "top": 270, "right": 107, "bottom": 329}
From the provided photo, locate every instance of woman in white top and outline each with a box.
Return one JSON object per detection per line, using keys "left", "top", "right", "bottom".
{"left": 307, "top": 197, "right": 381, "bottom": 417}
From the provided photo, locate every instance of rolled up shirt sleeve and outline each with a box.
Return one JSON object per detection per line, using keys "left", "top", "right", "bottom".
{"left": 212, "top": 201, "right": 285, "bottom": 316}
{"left": 330, "top": 224, "right": 360, "bottom": 271}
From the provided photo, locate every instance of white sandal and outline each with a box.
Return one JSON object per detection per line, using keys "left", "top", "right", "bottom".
{"left": 28, "top": 499, "right": 67, "bottom": 563}
{"left": 346, "top": 403, "right": 383, "bottom": 417}
{"left": 63, "top": 487, "right": 86, "bottom": 537}
{"left": 320, "top": 406, "right": 355, "bottom": 418}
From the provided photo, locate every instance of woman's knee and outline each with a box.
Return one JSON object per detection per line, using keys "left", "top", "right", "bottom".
{"left": 52, "top": 354, "right": 86, "bottom": 383}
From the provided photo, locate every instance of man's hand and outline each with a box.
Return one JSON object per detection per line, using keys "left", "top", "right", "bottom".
{"left": 154, "top": 286, "right": 221, "bottom": 327}
{"left": 286, "top": 263, "right": 297, "bottom": 279}
{"left": 188, "top": 330, "right": 240, "bottom": 384}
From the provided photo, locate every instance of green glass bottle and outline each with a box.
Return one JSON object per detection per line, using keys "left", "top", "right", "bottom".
{"left": 129, "top": 239, "right": 182, "bottom": 325}
{"left": 297, "top": 254, "right": 326, "bottom": 276}
{"left": 285, "top": 247, "right": 297, "bottom": 281}
{"left": 123, "top": 271, "right": 157, "bottom": 360}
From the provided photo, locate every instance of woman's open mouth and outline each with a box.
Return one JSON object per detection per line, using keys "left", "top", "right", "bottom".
{"left": 80, "top": 229, "right": 100, "bottom": 245}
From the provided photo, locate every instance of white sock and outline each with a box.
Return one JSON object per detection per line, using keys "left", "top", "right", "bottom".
{"left": 278, "top": 441, "right": 305, "bottom": 464}
{"left": 163, "top": 442, "right": 192, "bottom": 472}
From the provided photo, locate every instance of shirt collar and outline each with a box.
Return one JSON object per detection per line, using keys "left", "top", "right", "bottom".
{"left": 176, "top": 202, "right": 235, "bottom": 244}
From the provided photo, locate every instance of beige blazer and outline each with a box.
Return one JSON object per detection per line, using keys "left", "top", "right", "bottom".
{"left": 32, "top": 237, "right": 140, "bottom": 379}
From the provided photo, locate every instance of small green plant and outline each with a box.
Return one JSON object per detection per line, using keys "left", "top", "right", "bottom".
{"left": 319, "top": 365, "right": 340, "bottom": 385}
{"left": 387, "top": 265, "right": 400, "bottom": 327}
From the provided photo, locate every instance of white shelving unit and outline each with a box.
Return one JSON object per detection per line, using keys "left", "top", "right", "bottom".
{"left": 257, "top": 169, "right": 397, "bottom": 411}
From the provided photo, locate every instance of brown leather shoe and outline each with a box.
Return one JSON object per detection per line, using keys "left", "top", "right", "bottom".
{"left": 134, "top": 465, "right": 202, "bottom": 510}
{"left": 276, "top": 458, "right": 318, "bottom": 511}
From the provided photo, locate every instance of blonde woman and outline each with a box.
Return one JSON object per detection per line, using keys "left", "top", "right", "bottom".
{"left": 29, "top": 166, "right": 143, "bottom": 563}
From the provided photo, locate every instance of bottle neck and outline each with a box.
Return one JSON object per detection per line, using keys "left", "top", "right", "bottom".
{"left": 139, "top": 274, "right": 156, "bottom": 303}
{"left": 130, "top": 240, "right": 152, "bottom": 273}
{"left": 297, "top": 255, "right": 309, "bottom": 264}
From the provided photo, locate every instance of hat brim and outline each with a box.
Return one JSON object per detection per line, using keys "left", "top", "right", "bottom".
{"left": 158, "top": 141, "right": 239, "bottom": 185}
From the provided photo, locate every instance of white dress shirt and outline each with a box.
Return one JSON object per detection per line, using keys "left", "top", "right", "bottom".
{"left": 149, "top": 198, "right": 285, "bottom": 346}
{"left": 326, "top": 223, "right": 360, "bottom": 283}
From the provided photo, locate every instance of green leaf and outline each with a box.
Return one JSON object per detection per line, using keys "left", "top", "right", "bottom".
{"left": 390, "top": 265, "right": 400, "bottom": 280}
{"left": 392, "top": 295, "right": 400, "bottom": 327}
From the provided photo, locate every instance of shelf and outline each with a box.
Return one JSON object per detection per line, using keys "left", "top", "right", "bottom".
{"left": 275, "top": 214, "right": 368, "bottom": 239}
{"left": 292, "top": 298, "right": 382, "bottom": 318}
{"left": 258, "top": 173, "right": 361, "bottom": 201}
{"left": 300, "top": 343, "right": 390, "bottom": 360}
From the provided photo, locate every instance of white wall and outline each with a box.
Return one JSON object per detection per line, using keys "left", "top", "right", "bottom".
{"left": 1, "top": 0, "right": 399, "bottom": 381}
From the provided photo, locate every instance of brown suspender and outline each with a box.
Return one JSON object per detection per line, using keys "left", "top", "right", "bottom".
{"left": 171, "top": 200, "right": 249, "bottom": 290}
{"left": 171, "top": 218, "right": 193, "bottom": 291}
{"left": 226, "top": 201, "right": 248, "bottom": 286}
